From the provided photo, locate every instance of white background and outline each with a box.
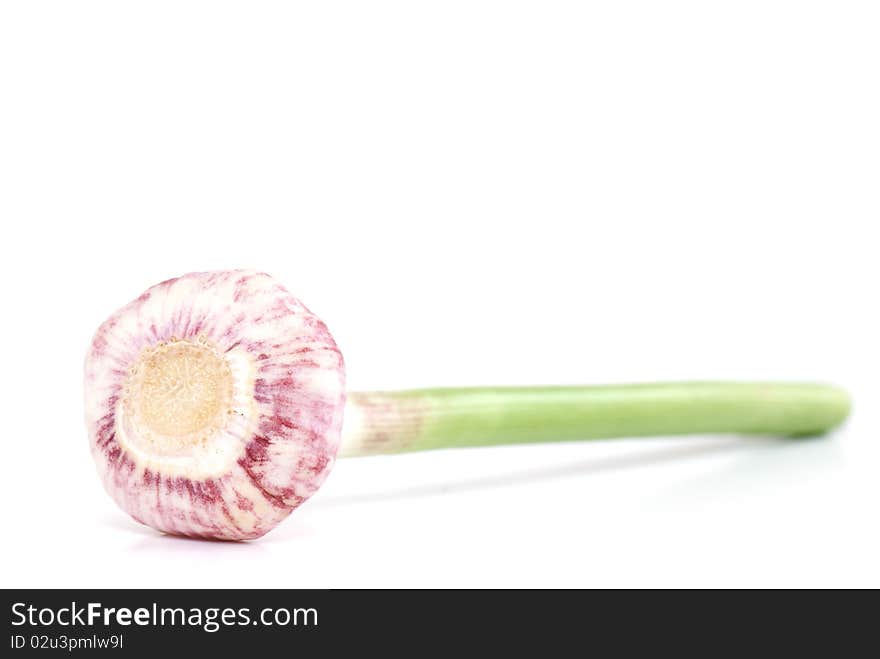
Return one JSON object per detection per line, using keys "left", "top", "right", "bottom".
{"left": 1, "top": 2, "right": 877, "bottom": 588}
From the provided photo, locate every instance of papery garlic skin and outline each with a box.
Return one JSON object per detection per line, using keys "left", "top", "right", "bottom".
{"left": 85, "top": 270, "right": 346, "bottom": 540}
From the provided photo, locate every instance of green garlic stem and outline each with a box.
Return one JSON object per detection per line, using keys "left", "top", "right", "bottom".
{"left": 339, "top": 382, "right": 851, "bottom": 457}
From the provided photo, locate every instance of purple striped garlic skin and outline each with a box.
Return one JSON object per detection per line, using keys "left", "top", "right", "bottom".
{"left": 84, "top": 270, "right": 346, "bottom": 540}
